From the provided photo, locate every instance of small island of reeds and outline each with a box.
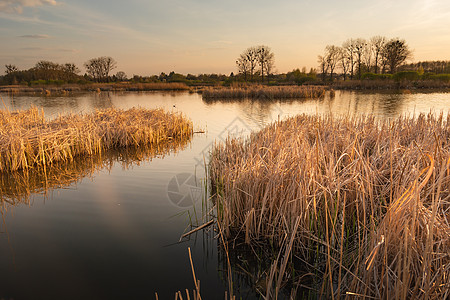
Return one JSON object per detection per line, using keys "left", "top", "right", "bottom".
{"left": 0, "top": 107, "right": 193, "bottom": 172}
{"left": 210, "top": 113, "right": 450, "bottom": 298}
{"left": 202, "top": 85, "right": 327, "bottom": 101}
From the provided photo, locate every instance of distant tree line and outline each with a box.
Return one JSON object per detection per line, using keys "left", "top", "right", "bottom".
{"left": 398, "top": 61, "right": 450, "bottom": 74}
{"left": 318, "top": 36, "right": 413, "bottom": 81}
{"left": 3, "top": 61, "right": 81, "bottom": 85}
{"left": 1, "top": 56, "right": 123, "bottom": 85}
{"left": 2, "top": 42, "right": 450, "bottom": 87}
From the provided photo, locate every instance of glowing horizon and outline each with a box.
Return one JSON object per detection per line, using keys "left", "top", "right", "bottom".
{"left": 1, "top": 0, "right": 450, "bottom": 77}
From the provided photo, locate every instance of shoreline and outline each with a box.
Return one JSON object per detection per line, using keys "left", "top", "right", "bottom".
{"left": 1, "top": 82, "right": 450, "bottom": 96}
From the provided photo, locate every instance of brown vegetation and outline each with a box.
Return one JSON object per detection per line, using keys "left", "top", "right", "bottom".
{"left": 335, "top": 79, "right": 450, "bottom": 90}
{"left": 0, "top": 82, "right": 190, "bottom": 94}
{"left": 0, "top": 106, "right": 193, "bottom": 172}
{"left": 202, "top": 86, "right": 327, "bottom": 100}
{"left": 210, "top": 113, "right": 450, "bottom": 298}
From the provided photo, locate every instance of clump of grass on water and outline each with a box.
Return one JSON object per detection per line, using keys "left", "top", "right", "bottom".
{"left": 210, "top": 113, "right": 450, "bottom": 299}
{"left": 0, "top": 107, "right": 193, "bottom": 172}
{"left": 202, "top": 85, "right": 326, "bottom": 100}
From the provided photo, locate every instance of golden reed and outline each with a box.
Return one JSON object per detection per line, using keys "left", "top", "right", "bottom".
{"left": 0, "top": 107, "right": 193, "bottom": 172}
{"left": 210, "top": 113, "right": 450, "bottom": 298}
{"left": 202, "top": 85, "right": 326, "bottom": 100}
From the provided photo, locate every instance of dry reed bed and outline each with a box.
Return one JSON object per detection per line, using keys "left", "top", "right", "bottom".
{"left": 108, "top": 82, "right": 190, "bottom": 91}
{"left": 210, "top": 113, "right": 450, "bottom": 299}
{"left": 202, "top": 86, "right": 326, "bottom": 100}
{"left": 0, "top": 107, "right": 193, "bottom": 172}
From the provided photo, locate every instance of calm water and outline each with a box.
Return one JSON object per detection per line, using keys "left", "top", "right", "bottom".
{"left": 0, "top": 90, "right": 449, "bottom": 299}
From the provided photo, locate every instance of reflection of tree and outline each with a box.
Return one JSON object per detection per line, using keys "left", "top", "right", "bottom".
{"left": 378, "top": 93, "right": 406, "bottom": 117}
{"left": 92, "top": 92, "right": 114, "bottom": 110}
{"left": 0, "top": 137, "right": 191, "bottom": 210}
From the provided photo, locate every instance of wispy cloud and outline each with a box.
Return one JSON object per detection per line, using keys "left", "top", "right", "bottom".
{"left": 19, "top": 34, "right": 50, "bottom": 39}
{"left": 0, "top": 0, "right": 59, "bottom": 14}
{"left": 20, "top": 46, "right": 78, "bottom": 53}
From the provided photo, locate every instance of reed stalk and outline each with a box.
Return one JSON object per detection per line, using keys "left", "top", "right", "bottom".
{"left": 0, "top": 106, "right": 193, "bottom": 172}
{"left": 202, "top": 86, "right": 326, "bottom": 100}
{"left": 210, "top": 112, "right": 450, "bottom": 298}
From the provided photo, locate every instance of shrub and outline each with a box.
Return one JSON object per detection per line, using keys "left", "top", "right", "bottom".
{"left": 361, "top": 73, "right": 392, "bottom": 80}
{"left": 393, "top": 71, "right": 420, "bottom": 81}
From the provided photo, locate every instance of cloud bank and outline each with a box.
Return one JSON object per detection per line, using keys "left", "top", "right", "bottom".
{"left": 0, "top": 0, "right": 58, "bottom": 14}
{"left": 19, "top": 34, "right": 50, "bottom": 38}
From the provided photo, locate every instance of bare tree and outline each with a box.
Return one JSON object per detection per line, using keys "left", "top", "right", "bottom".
{"left": 5, "top": 64, "right": 19, "bottom": 74}
{"left": 236, "top": 47, "right": 258, "bottom": 81}
{"left": 353, "top": 38, "right": 366, "bottom": 79}
{"left": 325, "top": 45, "right": 340, "bottom": 81}
{"left": 370, "top": 36, "right": 386, "bottom": 74}
{"left": 382, "top": 38, "right": 412, "bottom": 73}
{"left": 63, "top": 63, "right": 80, "bottom": 75}
{"left": 84, "top": 56, "right": 117, "bottom": 82}
{"left": 33, "top": 60, "right": 62, "bottom": 80}
{"left": 338, "top": 47, "right": 351, "bottom": 80}
{"left": 245, "top": 47, "right": 259, "bottom": 81}
{"left": 236, "top": 53, "right": 250, "bottom": 81}
{"left": 256, "top": 45, "right": 275, "bottom": 83}
{"left": 318, "top": 55, "right": 328, "bottom": 81}
{"left": 362, "top": 42, "right": 373, "bottom": 73}
{"left": 342, "top": 39, "right": 356, "bottom": 79}
{"left": 116, "top": 71, "right": 127, "bottom": 81}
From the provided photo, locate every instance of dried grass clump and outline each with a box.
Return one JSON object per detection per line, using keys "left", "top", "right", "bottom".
{"left": 112, "top": 82, "right": 190, "bottom": 91}
{"left": 202, "top": 86, "right": 326, "bottom": 100}
{"left": 0, "top": 107, "right": 193, "bottom": 172}
{"left": 210, "top": 113, "right": 450, "bottom": 299}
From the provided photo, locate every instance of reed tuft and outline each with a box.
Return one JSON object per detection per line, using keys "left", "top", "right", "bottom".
{"left": 210, "top": 113, "right": 450, "bottom": 298}
{"left": 202, "top": 85, "right": 326, "bottom": 100}
{"left": 0, "top": 107, "right": 193, "bottom": 172}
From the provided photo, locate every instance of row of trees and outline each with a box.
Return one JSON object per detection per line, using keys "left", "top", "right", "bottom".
{"left": 4, "top": 61, "right": 81, "bottom": 84}
{"left": 399, "top": 61, "right": 450, "bottom": 74}
{"left": 236, "top": 45, "right": 275, "bottom": 83}
{"left": 318, "top": 36, "right": 412, "bottom": 81}
{"left": 2, "top": 56, "right": 121, "bottom": 85}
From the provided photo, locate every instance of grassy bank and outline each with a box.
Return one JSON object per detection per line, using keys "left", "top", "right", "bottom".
{"left": 202, "top": 86, "right": 327, "bottom": 100}
{"left": 0, "top": 107, "right": 193, "bottom": 172}
{"left": 210, "top": 113, "right": 450, "bottom": 298}
{"left": 333, "top": 79, "right": 450, "bottom": 90}
{"left": 0, "top": 82, "right": 190, "bottom": 94}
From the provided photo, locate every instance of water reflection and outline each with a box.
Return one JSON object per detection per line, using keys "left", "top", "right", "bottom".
{"left": 0, "top": 138, "right": 191, "bottom": 212}
{"left": 0, "top": 90, "right": 449, "bottom": 299}
{"left": 91, "top": 92, "right": 114, "bottom": 110}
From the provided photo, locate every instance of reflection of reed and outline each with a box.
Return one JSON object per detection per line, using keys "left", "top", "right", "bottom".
{"left": 0, "top": 137, "right": 191, "bottom": 209}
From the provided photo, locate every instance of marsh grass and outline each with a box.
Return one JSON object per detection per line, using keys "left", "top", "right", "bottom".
{"left": 0, "top": 106, "right": 193, "bottom": 172}
{"left": 202, "top": 86, "right": 327, "bottom": 100}
{"left": 210, "top": 113, "right": 450, "bottom": 299}
{"left": 0, "top": 82, "right": 190, "bottom": 94}
{"left": 110, "top": 82, "right": 190, "bottom": 91}
{"left": 335, "top": 79, "right": 450, "bottom": 90}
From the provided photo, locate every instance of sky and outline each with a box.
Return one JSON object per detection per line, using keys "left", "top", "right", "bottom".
{"left": 1, "top": 0, "right": 450, "bottom": 77}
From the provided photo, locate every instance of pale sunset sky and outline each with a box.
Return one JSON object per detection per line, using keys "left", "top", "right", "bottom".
{"left": 1, "top": 0, "right": 450, "bottom": 77}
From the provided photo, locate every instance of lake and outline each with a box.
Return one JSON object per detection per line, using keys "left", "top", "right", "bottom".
{"left": 1, "top": 90, "right": 449, "bottom": 299}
